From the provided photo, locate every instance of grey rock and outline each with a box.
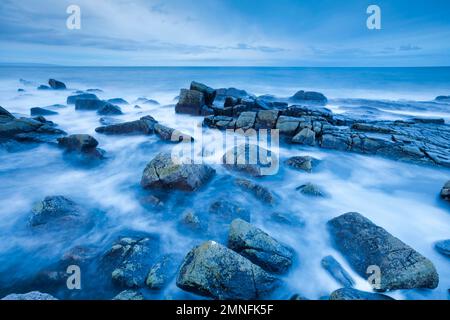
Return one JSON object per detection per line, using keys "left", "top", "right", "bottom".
{"left": 48, "top": 79, "right": 66, "bottom": 90}
{"left": 107, "top": 98, "right": 128, "bottom": 105}
{"left": 255, "top": 110, "right": 279, "bottom": 129}
{"left": 228, "top": 219, "right": 294, "bottom": 274}
{"left": 75, "top": 99, "right": 107, "bottom": 111}
{"left": 208, "top": 200, "right": 251, "bottom": 237}
{"left": 329, "top": 288, "right": 394, "bottom": 300}
{"left": 176, "top": 241, "right": 279, "bottom": 299}
{"left": 30, "top": 107, "right": 58, "bottom": 116}
{"left": 30, "top": 195, "right": 85, "bottom": 227}
{"left": 292, "top": 128, "right": 316, "bottom": 146}
{"left": 0, "top": 117, "right": 42, "bottom": 138}
{"left": 146, "top": 254, "right": 180, "bottom": 290}
{"left": 154, "top": 123, "right": 193, "bottom": 143}
{"left": 190, "top": 81, "right": 216, "bottom": 106}
{"left": 97, "top": 103, "right": 123, "bottom": 115}
{"left": 222, "top": 144, "right": 278, "bottom": 177}
{"left": 321, "top": 255, "right": 355, "bottom": 288}
{"left": 216, "top": 87, "right": 251, "bottom": 100}
{"left": 175, "top": 89, "right": 205, "bottom": 115}
{"left": 1, "top": 291, "right": 58, "bottom": 300}
{"left": 289, "top": 90, "right": 327, "bottom": 104}
{"left": 327, "top": 212, "right": 439, "bottom": 291}
{"left": 434, "top": 240, "right": 450, "bottom": 258}
{"left": 113, "top": 290, "right": 144, "bottom": 300}
{"left": 234, "top": 178, "right": 276, "bottom": 205}
{"left": 285, "top": 156, "right": 319, "bottom": 173}
{"left": 180, "top": 211, "right": 202, "bottom": 231}
{"left": 96, "top": 116, "right": 156, "bottom": 135}
{"left": 141, "top": 152, "right": 215, "bottom": 191}
{"left": 276, "top": 116, "right": 300, "bottom": 135}
{"left": 440, "top": 181, "right": 450, "bottom": 201}
{"left": 296, "top": 183, "right": 325, "bottom": 197}
{"left": 67, "top": 93, "right": 99, "bottom": 104}
{"left": 235, "top": 112, "right": 257, "bottom": 130}
{"left": 203, "top": 115, "right": 235, "bottom": 130}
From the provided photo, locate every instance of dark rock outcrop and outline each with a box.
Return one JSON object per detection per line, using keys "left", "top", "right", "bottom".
{"left": 321, "top": 255, "right": 355, "bottom": 288}
{"left": 176, "top": 241, "right": 279, "bottom": 299}
{"left": 285, "top": 156, "right": 319, "bottom": 173}
{"left": 95, "top": 116, "right": 156, "bottom": 135}
{"left": 228, "top": 219, "right": 294, "bottom": 274}
{"left": 329, "top": 288, "right": 394, "bottom": 300}
{"left": 434, "top": 240, "right": 450, "bottom": 258}
{"left": 48, "top": 79, "right": 66, "bottom": 90}
{"left": 75, "top": 99, "right": 107, "bottom": 111}
{"left": 289, "top": 90, "right": 327, "bottom": 104}
{"left": 67, "top": 93, "right": 99, "bottom": 104}
{"left": 328, "top": 212, "right": 439, "bottom": 291}
{"left": 97, "top": 103, "right": 123, "bottom": 115}
{"left": 30, "top": 107, "right": 58, "bottom": 116}
{"left": 58, "top": 134, "right": 105, "bottom": 159}
{"left": 190, "top": 81, "right": 216, "bottom": 106}
{"left": 175, "top": 89, "right": 205, "bottom": 115}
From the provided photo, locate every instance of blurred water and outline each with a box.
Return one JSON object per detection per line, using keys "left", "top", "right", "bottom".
{"left": 0, "top": 66, "right": 449, "bottom": 300}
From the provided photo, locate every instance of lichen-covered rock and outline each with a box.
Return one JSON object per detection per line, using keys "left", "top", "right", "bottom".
{"left": 285, "top": 156, "right": 318, "bottom": 173}
{"left": 292, "top": 128, "right": 316, "bottom": 146}
{"left": 440, "top": 181, "right": 450, "bottom": 201}
{"left": 175, "top": 89, "right": 205, "bottom": 115}
{"left": 30, "top": 195, "right": 86, "bottom": 227}
{"left": 328, "top": 212, "right": 439, "bottom": 291}
{"left": 228, "top": 219, "right": 294, "bottom": 274}
{"left": 222, "top": 144, "right": 278, "bottom": 177}
{"left": 141, "top": 152, "right": 215, "bottom": 191}
{"left": 234, "top": 178, "right": 276, "bottom": 205}
{"left": 434, "top": 240, "right": 450, "bottom": 258}
{"left": 1, "top": 291, "right": 58, "bottom": 300}
{"left": 146, "top": 254, "right": 180, "bottom": 290}
{"left": 321, "top": 255, "right": 355, "bottom": 288}
{"left": 190, "top": 81, "right": 216, "bottom": 106}
{"left": 113, "top": 290, "right": 144, "bottom": 300}
{"left": 176, "top": 241, "right": 279, "bottom": 299}
{"left": 329, "top": 288, "right": 394, "bottom": 300}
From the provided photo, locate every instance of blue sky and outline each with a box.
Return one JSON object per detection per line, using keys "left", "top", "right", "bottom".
{"left": 0, "top": 0, "right": 449, "bottom": 66}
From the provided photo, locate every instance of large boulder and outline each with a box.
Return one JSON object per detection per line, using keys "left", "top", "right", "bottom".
{"left": 48, "top": 79, "right": 66, "bottom": 90}
{"left": 254, "top": 110, "right": 279, "bottom": 129}
{"left": 228, "top": 219, "right": 294, "bottom": 274}
{"left": 434, "top": 240, "right": 450, "bottom": 258}
{"left": 154, "top": 123, "right": 193, "bottom": 143}
{"left": 215, "top": 87, "right": 251, "bottom": 100}
{"left": 1, "top": 291, "right": 58, "bottom": 300}
{"left": 235, "top": 112, "right": 257, "bottom": 130}
{"left": 97, "top": 103, "right": 123, "bottom": 115}
{"left": 57, "top": 134, "right": 104, "bottom": 159}
{"left": 276, "top": 116, "right": 300, "bottom": 135}
{"left": 190, "top": 81, "right": 216, "bottom": 106}
{"left": 176, "top": 241, "right": 279, "bottom": 299}
{"left": 95, "top": 116, "right": 156, "bottom": 135}
{"left": 327, "top": 212, "right": 439, "bottom": 291}
{"left": 289, "top": 90, "right": 327, "bottom": 104}
{"left": 321, "top": 255, "right": 355, "bottom": 288}
{"left": 175, "top": 89, "right": 205, "bottom": 115}
{"left": 329, "top": 288, "right": 394, "bottom": 300}
{"left": 67, "top": 93, "right": 99, "bottom": 104}
{"left": 222, "top": 144, "right": 278, "bottom": 177}
{"left": 141, "top": 152, "right": 215, "bottom": 191}
{"left": 75, "top": 99, "right": 107, "bottom": 111}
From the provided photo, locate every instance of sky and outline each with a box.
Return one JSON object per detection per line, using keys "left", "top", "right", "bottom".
{"left": 0, "top": 0, "right": 449, "bottom": 66}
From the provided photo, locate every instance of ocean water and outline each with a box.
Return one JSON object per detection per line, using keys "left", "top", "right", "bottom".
{"left": 0, "top": 66, "right": 449, "bottom": 300}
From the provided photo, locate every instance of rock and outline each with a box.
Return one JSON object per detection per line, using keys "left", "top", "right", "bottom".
{"left": 48, "top": 79, "right": 66, "bottom": 90}
{"left": 285, "top": 156, "right": 318, "bottom": 173}
{"left": 146, "top": 254, "right": 180, "bottom": 290}
{"left": 113, "top": 290, "right": 144, "bottom": 300}
{"left": 18, "top": 88, "right": 25, "bottom": 92}
{"left": 234, "top": 178, "right": 276, "bottom": 205}
{"left": 86, "top": 88, "right": 103, "bottom": 93}
{"left": 67, "top": 93, "right": 99, "bottom": 104}
{"left": 75, "top": 99, "right": 107, "bottom": 111}
{"left": 434, "top": 240, "right": 450, "bottom": 258}
{"left": 321, "top": 255, "right": 355, "bottom": 288}
{"left": 135, "top": 97, "right": 159, "bottom": 105}
{"left": 270, "top": 212, "right": 305, "bottom": 227}
{"left": 190, "top": 81, "right": 216, "bottom": 106}
{"left": 0, "top": 117, "right": 41, "bottom": 138}
{"left": 327, "top": 212, "right": 439, "bottom": 291}
{"left": 224, "top": 96, "right": 238, "bottom": 108}
{"left": 203, "top": 115, "right": 236, "bottom": 130}
{"left": 141, "top": 152, "right": 215, "bottom": 191}
{"left": 99, "top": 117, "right": 123, "bottom": 126}
{"left": 0, "top": 106, "right": 15, "bottom": 122}
{"left": 276, "top": 116, "right": 300, "bottom": 135}
{"left": 216, "top": 87, "right": 251, "bottom": 100}
{"left": 292, "top": 128, "right": 316, "bottom": 146}
{"left": 96, "top": 116, "right": 156, "bottom": 135}
{"left": 176, "top": 241, "right": 279, "bottom": 299}
{"left": 200, "top": 106, "right": 214, "bottom": 116}
{"left": 255, "top": 110, "right": 279, "bottom": 129}
{"left": 154, "top": 123, "right": 193, "bottom": 143}
{"left": 1, "top": 291, "right": 57, "bottom": 300}
{"left": 58, "top": 134, "right": 96, "bottom": 151}
{"left": 180, "top": 211, "right": 202, "bottom": 231}
{"left": 30, "top": 107, "right": 58, "bottom": 116}
{"left": 435, "top": 95, "right": 450, "bottom": 102}
{"left": 254, "top": 98, "right": 272, "bottom": 111}
{"left": 410, "top": 117, "right": 445, "bottom": 124}
{"left": 30, "top": 195, "right": 85, "bottom": 227}
{"left": 101, "top": 235, "right": 161, "bottom": 288}
{"left": 207, "top": 200, "right": 250, "bottom": 237}
{"left": 289, "top": 90, "right": 327, "bottom": 104}
{"left": 175, "top": 89, "right": 205, "bottom": 115}
{"left": 37, "top": 85, "right": 51, "bottom": 90}
{"left": 235, "top": 112, "right": 257, "bottom": 130}
{"left": 97, "top": 103, "right": 123, "bottom": 115}
{"left": 228, "top": 219, "right": 294, "bottom": 274}
{"left": 329, "top": 288, "right": 394, "bottom": 300}
{"left": 440, "top": 181, "right": 450, "bottom": 201}
{"left": 222, "top": 144, "right": 278, "bottom": 177}
{"left": 296, "top": 183, "right": 325, "bottom": 197}
{"left": 107, "top": 98, "right": 128, "bottom": 105}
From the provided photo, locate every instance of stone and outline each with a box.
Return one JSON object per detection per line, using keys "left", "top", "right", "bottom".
{"left": 141, "top": 152, "right": 215, "bottom": 191}
{"left": 37, "top": 85, "right": 51, "bottom": 90}
{"left": 321, "top": 255, "right": 355, "bottom": 288}
{"left": 440, "top": 181, "right": 450, "bottom": 201}
{"left": 276, "top": 116, "right": 300, "bottom": 135}
{"left": 1, "top": 291, "right": 58, "bottom": 300}
{"left": 48, "top": 79, "right": 66, "bottom": 90}
{"left": 216, "top": 87, "right": 251, "bottom": 100}
{"left": 203, "top": 116, "right": 235, "bottom": 130}
{"left": 255, "top": 110, "right": 279, "bottom": 129}
{"left": 97, "top": 103, "right": 123, "bottom": 115}
{"left": 75, "top": 99, "right": 107, "bottom": 111}
{"left": 435, "top": 95, "right": 450, "bottom": 102}
{"left": 176, "top": 241, "right": 279, "bottom": 299}
{"left": 222, "top": 144, "right": 278, "bottom": 177}
{"left": 327, "top": 212, "right": 439, "bottom": 291}
{"left": 224, "top": 96, "right": 238, "bottom": 108}
{"left": 234, "top": 178, "right": 276, "bottom": 205}
{"left": 57, "top": 134, "right": 104, "bottom": 160}
{"left": 107, "top": 98, "right": 129, "bottom": 105}
{"left": 190, "top": 81, "right": 216, "bottom": 106}
{"left": 0, "top": 106, "right": 15, "bottom": 122}
{"left": 29, "top": 195, "right": 84, "bottom": 227}
{"left": 235, "top": 112, "right": 257, "bottom": 130}
{"left": 146, "top": 254, "right": 180, "bottom": 290}
{"left": 154, "top": 123, "right": 193, "bottom": 143}
{"left": 208, "top": 200, "right": 251, "bottom": 237}
{"left": 289, "top": 90, "right": 327, "bottom": 104}
{"left": 285, "top": 156, "right": 318, "bottom": 173}
{"left": 96, "top": 116, "right": 156, "bottom": 135}
{"left": 135, "top": 97, "right": 160, "bottom": 105}
{"left": 296, "top": 183, "right": 325, "bottom": 197}
{"left": 30, "top": 107, "right": 58, "bottom": 116}
{"left": 113, "top": 290, "right": 144, "bottom": 300}
{"left": 329, "top": 288, "right": 394, "bottom": 300}
{"left": 434, "top": 240, "right": 450, "bottom": 258}
{"left": 228, "top": 219, "right": 294, "bottom": 274}
{"left": 292, "top": 128, "right": 316, "bottom": 146}
{"left": 67, "top": 93, "right": 99, "bottom": 104}
{"left": 175, "top": 89, "right": 205, "bottom": 115}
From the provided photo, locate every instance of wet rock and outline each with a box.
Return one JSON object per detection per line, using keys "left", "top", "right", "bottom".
{"left": 224, "top": 96, "right": 239, "bottom": 108}
{"left": 235, "top": 112, "right": 256, "bottom": 130}
{"left": 207, "top": 200, "right": 251, "bottom": 238}
{"left": 292, "top": 128, "right": 316, "bottom": 146}
{"left": 434, "top": 240, "right": 450, "bottom": 258}
{"left": 440, "top": 181, "right": 450, "bottom": 201}
{"left": 327, "top": 212, "right": 439, "bottom": 291}
{"left": 216, "top": 87, "right": 251, "bottom": 100}
{"left": 67, "top": 93, "right": 99, "bottom": 104}
{"left": 30, "top": 107, "right": 58, "bottom": 116}
{"left": 113, "top": 290, "right": 144, "bottom": 300}
{"left": 58, "top": 134, "right": 104, "bottom": 159}
{"left": 222, "top": 144, "right": 278, "bottom": 177}
{"left": 254, "top": 98, "right": 272, "bottom": 111}
{"left": 107, "top": 98, "right": 128, "bottom": 105}
{"left": 234, "top": 178, "right": 276, "bottom": 205}
{"left": 1, "top": 291, "right": 58, "bottom": 300}
{"left": 270, "top": 212, "right": 305, "bottom": 227}
{"left": 99, "top": 117, "right": 123, "bottom": 126}
{"left": 175, "top": 89, "right": 205, "bottom": 115}
{"left": 410, "top": 117, "right": 445, "bottom": 124}
{"left": 190, "top": 81, "right": 216, "bottom": 106}
{"left": 200, "top": 106, "right": 214, "bottom": 116}
{"left": 141, "top": 152, "right": 215, "bottom": 191}
{"left": 351, "top": 123, "right": 395, "bottom": 134}
{"left": 289, "top": 90, "right": 327, "bottom": 104}
{"left": 96, "top": 116, "right": 156, "bottom": 135}
{"left": 321, "top": 255, "right": 355, "bottom": 288}
{"left": 276, "top": 116, "right": 300, "bottom": 135}
{"left": 203, "top": 115, "right": 236, "bottom": 130}
{"left": 146, "top": 254, "right": 180, "bottom": 290}
{"left": 296, "top": 183, "right": 325, "bottom": 197}
{"left": 48, "top": 79, "right": 66, "bottom": 90}
{"left": 101, "top": 235, "right": 161, "bottom": 288}
{"left": 329, "top": 288, "right": 394, "bottom": 300}
{"left": 97, "top": 103, "right": 123, "bottom": 115}
{"left": 435, "top": 95, "right": 450, "bottom": 102}
{"left": 285, "top": 156, "right": 319, "bottom": 173}
{"left": 0, "top": 106, "right": 15, "bottom": 122}
{"left": 29, "top": 195, "right": 85, "bottom": 227}
{"left": 86, "top": 88, "right": 103, "bottom": 93}
{"left": 255, "top": 110, "right": 279, "bottom": 129}
{"left": 37, "top": 85, "right": 51, "bottom": 90}
{"left": 228, "top": 219, "right": 294, "bottom": 274}
{"left": 180, "top": 211, "right": 202, "bottom": 231}
{"left": 75, "top": 98, "right": 107, "bottom": 111}
{"left": 154, "top": 123, "right": 193, "bottom": 143}
{"left": 176, "top": 241, "right": 279, "bottom": 299}
{"left": 135, "top": 97, "right": 159, "bottom": 105}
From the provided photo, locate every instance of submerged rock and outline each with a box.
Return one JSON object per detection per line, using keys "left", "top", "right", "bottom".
{"left": 327, "top": 212, "right": 439, "bottom": 291}
{"left": 107, "top": 98, "right": 128, "bottom": 105}
{"left": 321, "top": 255, "right": 355, "bottom": 288}
{"left": 234, "top": 178, "right": 277, "bottom": 205}
{"left": 1, "top": 291, "right": 58, "bottom": 300}
{"left": 296, "top": 183, "right": 325, "bottom": 197}
{"left": 440, "top": 181, "right": 450, "bottom": 201}
{"left": 113, "top": 290, "right": 144, "bottom": 300}
{"left": 285, "top": 156, "right": 319, "bottom": 173}
{"left": 37, "top": 85, "right": 51, "bottom": 90}
{"left": 29, "top": 196, "right": 86, "bottom": 227}
{"left": 434, "top": 240, "right": 450, "bottom": 258}
{"left": 208, "top": 200, "right": 251, "bottom": 236}
{"left": 329, "top": 288, "right": 394, "bottom": 300}
{"left": 176, "top": 241, "right": 279, "bottom": 299}
{"left": 228, "top": 219, "right": 294, "bottom": 274}
{"left": 222, "top": 144, "right": 278, "bottom": 177}
{"left": 95, "top": 116, "right": 156, "bottom": 135}
{"left": 97, "top": 103, "right": 123, "bottom": 115}
{"left": 75, "top": 98, "right": 107, "bottom": 111}
{"left": 141, "top": 152, "right": 215, "bottom": 191}
{"left": 435, "top": 95, "right": 450, "bottom": 102}
{"left": 67, "top": 93, "right": 99, "bottom": 104}
{"left": 146, "top": 254, "right": 180, "bottom": 290}
{"left": 48, "top": 79, "right": 66, "bottom": 90}
{"left": 175, "top": 89, "right": 205, "bottom": 115}
{"left": 30, "top": 107, "right": 58, "bottom": 116}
